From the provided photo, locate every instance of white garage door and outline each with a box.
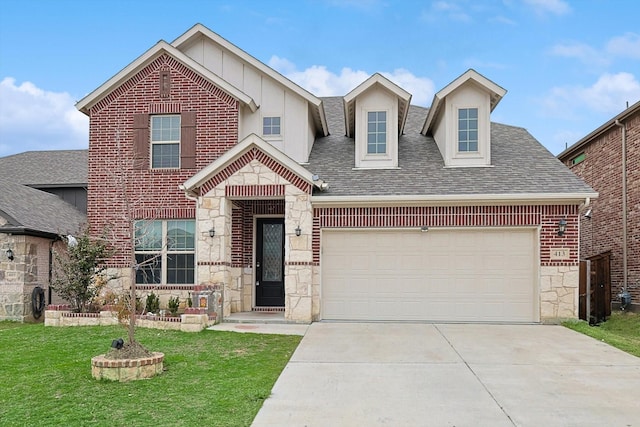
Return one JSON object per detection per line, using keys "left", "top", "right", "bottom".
{"left": 321, "top": 228, "right": 538, "bottom": 322}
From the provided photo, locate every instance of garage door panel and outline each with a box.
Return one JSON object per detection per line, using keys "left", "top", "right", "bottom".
{"left": 322, "top": 228, "right": 537, "bottom": 322}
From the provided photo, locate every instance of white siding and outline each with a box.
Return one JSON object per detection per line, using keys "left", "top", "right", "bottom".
{"left": 180, "top": 36, "right": 314, "bottom": 163}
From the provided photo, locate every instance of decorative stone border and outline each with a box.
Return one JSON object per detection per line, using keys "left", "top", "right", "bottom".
{"left": 91, "top": 352, "right": 164, "bottom": 382}
{"left": 45, "top": 307, "right": 217, "bottom": 332}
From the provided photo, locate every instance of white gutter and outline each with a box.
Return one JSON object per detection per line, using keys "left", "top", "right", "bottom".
{"left": 311, "top": 193, "right": 598, "bottom": 207}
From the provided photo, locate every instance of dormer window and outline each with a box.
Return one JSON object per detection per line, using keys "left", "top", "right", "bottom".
{"left": 367, "top": 111, "right": 387, "bottom": 154}
{"left": 343, "top": 74, "right": 411, "bottom": 169}
{"left": 458, "top": 108, "right": 478, "bottom": 152}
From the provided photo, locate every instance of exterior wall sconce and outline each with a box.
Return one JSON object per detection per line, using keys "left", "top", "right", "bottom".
{"left": 557, "top": 218, "right": 567, "bottom": 236}
{"left": 209, "top": 228, "right": 215, "bottom": 238}
{"left": 295, "top": 225, "right": 301, "bottom": 237}
{"left": 6, "top": 249, "right": 14, "bottom": 261}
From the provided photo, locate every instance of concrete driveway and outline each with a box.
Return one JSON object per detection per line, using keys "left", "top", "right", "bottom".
{"left": 252, "top": 323, "right": 640, "bottom": 426}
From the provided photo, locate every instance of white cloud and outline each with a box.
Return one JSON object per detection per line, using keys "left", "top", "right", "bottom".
{"left": 606, "top": 32, "right": 640, "bottom": 59}
{"left": 0, "top": 77, "right": 88, "bottom": 156}
{"left": 541, "top": 72, "right": 640, "bottom": 118}
{"left": 268, "top": 56, "right": 435, "bottom": 106}
{"left": 549, "top": 42, "right": 609, "bottom": 66}
{"left": 422, "top": 1, "right": 471, "bottom": 22}
{"left": 524, "top": 0, "right": 570, "bottom": 16}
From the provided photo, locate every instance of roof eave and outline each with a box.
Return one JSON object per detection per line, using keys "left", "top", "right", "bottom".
{"left": 311, "top": 192, "right": 599, "bottom": 207}
{"left": 558, "top": 99, "right": 640, "bottom": 160}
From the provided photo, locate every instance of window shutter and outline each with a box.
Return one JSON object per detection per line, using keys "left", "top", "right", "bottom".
{"left": 133, "top": 114, "right": 149, "bottom": 170}
{"left": 181, "top": 111, "right": 196, "bottom": 169}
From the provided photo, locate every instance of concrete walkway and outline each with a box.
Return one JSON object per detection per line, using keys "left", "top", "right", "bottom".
{"left": 252, "top": 323, "right": 640, "bottom": 426}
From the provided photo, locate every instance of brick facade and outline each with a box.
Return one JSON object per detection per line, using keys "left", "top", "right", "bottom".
{"left": 562, "top": 109, "right": 640, "bottom": 307}
{"left": 87, "top": 54, "right": 239, "bottom": 269}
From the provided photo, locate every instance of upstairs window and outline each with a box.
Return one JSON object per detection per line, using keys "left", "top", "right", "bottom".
{"left": 151, "top": 115, "right": 181, "bottom": 168}
{"left": 458, "top": 108, "right": 478, "bottom": 152}
{"left": 263, "top": 116, "right": 281, "bottom": 136}
{"left": 367, "top": 111, "right": 387, "bottom": 154}
{"left": 134, "top": 220, "right": 195, "bottom": 285}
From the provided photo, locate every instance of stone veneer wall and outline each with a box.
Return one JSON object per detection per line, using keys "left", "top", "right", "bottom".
{"left": 0, "top": 234, "right": 50, "bottom": 322}
{"left": 196, "top": 158, "right": 314, "bottom": 323}
{"left": 540, "top": 266, "right": 580, "bottom": 320}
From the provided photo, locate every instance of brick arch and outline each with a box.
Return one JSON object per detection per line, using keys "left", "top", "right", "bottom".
{"left": 200, "top": 147, "right": 313, "bottom": 195}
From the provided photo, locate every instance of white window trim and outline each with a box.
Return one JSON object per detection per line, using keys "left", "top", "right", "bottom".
{"left": 362, "top": 108, "right": 392, "bottom": 162}
{"left": 261, "top": 114, "right": 283, "bottom": 140}
{"left": 456, "top": 107, "right": 479, "bottom": 154}
{"left": 449, "top": 103, "right": 489, "bottom": 165}
{"left": 150, "top": 114, "right": 181, "bottom": 169}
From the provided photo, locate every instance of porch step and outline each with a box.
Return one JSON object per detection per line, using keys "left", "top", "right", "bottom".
{"left": 222, "top": 311, "right": 289, "bottom": 324}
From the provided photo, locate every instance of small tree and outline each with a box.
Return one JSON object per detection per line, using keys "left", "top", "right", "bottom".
{"left": 52, "top": 232, "right": 112, "bottom": 313}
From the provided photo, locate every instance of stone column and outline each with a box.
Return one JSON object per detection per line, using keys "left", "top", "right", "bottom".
{"left": 197, "top": 187, "right": 233, "bottom": 317}
{"left": 284, "top": 191, "right": 313, "bottom": 323}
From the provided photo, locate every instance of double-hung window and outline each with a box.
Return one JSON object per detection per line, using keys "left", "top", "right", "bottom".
{"left": 367, "top": 111, "right": 387, "bottom": 154}
{"left": 458, "top": 108, "right": 478, "bottom": 152}
{"left": 134, "top": 220, "right": 195, "bottom": 285}
{"left": 151, "top": 115, "right": 181, "bottom": 168}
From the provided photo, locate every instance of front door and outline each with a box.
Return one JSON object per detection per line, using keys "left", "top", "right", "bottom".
{"left": 255, "top": 218, "right": 285, "bottom": 307}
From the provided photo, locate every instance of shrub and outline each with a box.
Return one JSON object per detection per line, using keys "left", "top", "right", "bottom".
{"left": 51, "top": 232, "right": 112, "bottom": 313}
{"left": 168, "top": 296, "right": 180, "bottom": 316}
{"left": 145, "top": 292, "right": 160, "bottom": 314}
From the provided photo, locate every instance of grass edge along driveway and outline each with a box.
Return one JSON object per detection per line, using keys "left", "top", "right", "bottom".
{"left": 0, "top": 323, "right": 301, "bottom": 427}
{"left": 563, "top": 311, "right": 640, "bottom": 358}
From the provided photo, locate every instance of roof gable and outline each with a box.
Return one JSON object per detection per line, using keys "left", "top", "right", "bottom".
{"left": 421, "top": 69, "right": 506, "bottom": 136}
{"left": 76, "top": 40, "right": 257, "bottom": 115}
{"left": 343, "top": 73, "right": 412, "bottom": 137}
{"left": 180, "top": 134, "right": 318, "bottom": 197}
{"left": 172, "top": 24, "right": 328, "bottom": 137}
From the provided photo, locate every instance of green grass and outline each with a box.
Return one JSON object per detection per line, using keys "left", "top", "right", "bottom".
{"left": 0, "top": 323, "right": 301, "bottom": 427}
{"left": 563, "top": 311, "right": 640, "bottom": 357}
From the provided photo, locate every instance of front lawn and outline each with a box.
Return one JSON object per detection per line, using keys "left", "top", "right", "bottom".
{"left": 0, "top": 323, "right": 301, "bottom": 426}
{"left": 563, "top": 311, "right": 640, "bottom": 357}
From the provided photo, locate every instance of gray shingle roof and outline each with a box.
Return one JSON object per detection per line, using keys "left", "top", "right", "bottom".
{"left": 0, "top": 150, "right": 87, "bottom": 235}
{"left": 307, "top": 97, "right": 595, "bottom": 197}
{"left": 0, "top": 181, "right": 86, "bottom": 235}
{"left": 0, "top": 150, "right": 87, "bottom": 187}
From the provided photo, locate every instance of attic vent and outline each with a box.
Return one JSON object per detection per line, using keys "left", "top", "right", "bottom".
{"left": 160, "top": 70, "right": 171, "bottom": 98}
{"left": 571, "top": 152, "right": 586, "bottom": 166}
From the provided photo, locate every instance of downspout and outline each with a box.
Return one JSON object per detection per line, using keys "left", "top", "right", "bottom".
{"left": 48, "top": 236, "right": 61, "bottom": 305}
{"left": 614, "top": 119, "right": 628, "bottom": 295}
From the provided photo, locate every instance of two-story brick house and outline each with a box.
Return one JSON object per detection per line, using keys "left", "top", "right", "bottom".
{"left": 559, "top": 100, "right": 639, "bottom": 312}
{"left": 76, "top": 24, "right": 596, "bottom": 324}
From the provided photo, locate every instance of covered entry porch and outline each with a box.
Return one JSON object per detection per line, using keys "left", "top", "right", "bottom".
{"left": 181, "top": 134, "right": 320, "bottom": 323}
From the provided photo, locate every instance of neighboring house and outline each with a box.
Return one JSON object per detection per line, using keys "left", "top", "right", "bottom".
{"left": 0, "top": 150, "right": 87, "bottom": 321}
{"left": 76, "top": 23, "right": 595, "bottom": 324}
{"left": 558, "top": 100, "right": 639, "bottom": 312}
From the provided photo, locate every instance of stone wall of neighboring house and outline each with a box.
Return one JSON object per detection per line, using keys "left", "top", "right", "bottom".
{"left": 565, "top": 111, "right": 640, "bottom": 308}
{"left": 0, "top": 233, "right": 52, "bottom": 322}
{"left": 87, "top": 53, "right": 239, "bottom": 273}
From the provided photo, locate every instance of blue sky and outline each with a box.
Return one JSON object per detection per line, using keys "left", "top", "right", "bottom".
{"left": 1, "top": 0, "right": 639, "bottom": 157}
